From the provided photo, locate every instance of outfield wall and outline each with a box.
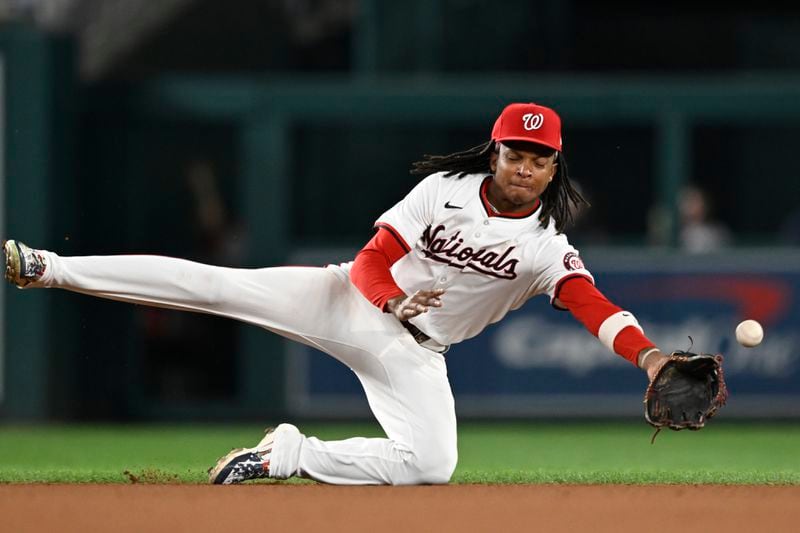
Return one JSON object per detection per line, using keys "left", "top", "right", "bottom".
{"left": 286, "top": 247, "right": 800, "bottom": 418}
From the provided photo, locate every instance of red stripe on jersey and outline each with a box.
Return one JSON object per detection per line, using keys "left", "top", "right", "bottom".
{"left": 557, "top": 276, "right": 655, "bottom": 365}
{"left": 350, "top": 227, "right": 409, "bottom": 310}
{"left": 373, "top": 223, "right": 411, "bottom": 253}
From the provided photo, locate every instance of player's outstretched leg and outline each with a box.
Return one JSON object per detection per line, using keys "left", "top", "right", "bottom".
{"left": 1, "top": 241, "right": 345, "bottom": 337}
{"left": 0, "top": 242, "right": 413, "bottom": 356}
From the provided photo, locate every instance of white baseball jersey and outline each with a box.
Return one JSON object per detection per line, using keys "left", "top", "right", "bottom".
{"left": 373, "top": 171, "right": 594, "bottom": 346}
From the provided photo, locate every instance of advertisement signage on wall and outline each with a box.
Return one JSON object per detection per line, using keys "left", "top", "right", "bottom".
{"left": 287, "top": 250, "right": 800, "bottom": 418}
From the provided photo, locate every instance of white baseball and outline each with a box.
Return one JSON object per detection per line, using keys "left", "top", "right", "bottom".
{"left": 735, "top": 319, "right": 763, "bottom": 348}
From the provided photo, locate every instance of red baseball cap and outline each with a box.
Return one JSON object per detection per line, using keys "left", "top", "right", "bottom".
{"left": 491, "top": 103, "right": 562, "bottom": 152}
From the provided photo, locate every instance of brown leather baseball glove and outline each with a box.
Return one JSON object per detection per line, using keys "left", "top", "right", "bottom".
{"left": 644, "top": 351, "right": 729, "bottom": 442}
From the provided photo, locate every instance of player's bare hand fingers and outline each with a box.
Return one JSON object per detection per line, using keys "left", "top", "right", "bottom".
{"left": 411, "top": 293, "right": 442, "bottom": 307}
{"left": 419, "top": 289, "right": 445, "bottom": 298}
{"left": 394, "top": 290, "right": 441, "bottom": 318}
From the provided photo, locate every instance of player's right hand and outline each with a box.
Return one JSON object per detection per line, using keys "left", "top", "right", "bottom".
{"left": 387, "top": 289, "right": 445, "bottom": 320}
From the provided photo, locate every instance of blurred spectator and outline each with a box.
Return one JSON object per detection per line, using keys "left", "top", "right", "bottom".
{"left": 184, "top": 159, "right": 247, "bottom": 265}
{"left": 647, "top": 183, "right": 732, "bottom": 250}
{"left": 677, "top": 183, "right": 732, "bottom": 253}
{"left": 140, "top": 158, "right": 246, "bottom": 402}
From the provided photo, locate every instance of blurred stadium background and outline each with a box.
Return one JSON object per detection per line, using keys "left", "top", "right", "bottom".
{"left": 0, "top": 0, "right": 799, "bottom": 424}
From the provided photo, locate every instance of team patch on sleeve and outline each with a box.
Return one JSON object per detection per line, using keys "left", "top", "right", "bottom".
{"left": 562, "top": 252, "right": 585, "bottom": 271}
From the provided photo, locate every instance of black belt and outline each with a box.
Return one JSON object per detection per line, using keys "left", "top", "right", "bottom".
{"left": 401, "top": 321, "right": 431, "bottom": 344}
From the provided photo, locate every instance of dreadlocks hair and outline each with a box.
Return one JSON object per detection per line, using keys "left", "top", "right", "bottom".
{"left": 410, "top": 140, "right": 589, "bottom": 233}
{"left": 410, "top": 140, "right": 495, "bottom": 178}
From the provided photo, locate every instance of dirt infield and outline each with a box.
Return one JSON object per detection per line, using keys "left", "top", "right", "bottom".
{"left": 2, "top": 484, "right": 798, "bottom": 532}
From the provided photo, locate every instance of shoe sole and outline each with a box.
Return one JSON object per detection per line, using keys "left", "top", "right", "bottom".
{"left": 3, "top": 240, "right": 23, "bottom": 287}
{"left": 207, "top": 447, "right": 250, "bottom": 484}
{"left": 207, "top": 427, "right": 277, "bottom": 484}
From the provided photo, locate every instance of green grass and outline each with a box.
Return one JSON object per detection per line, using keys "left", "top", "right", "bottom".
{"left": 1, "top": 421, "right": 798, "bottom": 484}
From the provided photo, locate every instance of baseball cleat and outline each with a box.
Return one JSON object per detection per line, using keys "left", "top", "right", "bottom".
{"left": 208, "top": 426, "right": 277, "bottom": 484}
{"left": 3, "top": 240, "right": 47, "bottom": 287}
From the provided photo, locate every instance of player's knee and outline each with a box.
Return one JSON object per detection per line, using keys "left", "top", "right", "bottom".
{"left": 417, "top": 452, "right": 457, "bottom": 484}
{"left": 394, "top": 444, "right": 458, "bottom": 485}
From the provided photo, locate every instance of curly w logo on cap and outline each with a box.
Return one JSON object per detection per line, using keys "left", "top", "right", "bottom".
{"left": 522, "top": 113, "right": 544, "bottom": 130}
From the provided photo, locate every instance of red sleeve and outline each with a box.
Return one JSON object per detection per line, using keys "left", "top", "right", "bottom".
{"left": 350, "top": 226, "right": 410, "bottom": 311}
{"left": 557, "top": 276, "right": 655, "bottom": 366}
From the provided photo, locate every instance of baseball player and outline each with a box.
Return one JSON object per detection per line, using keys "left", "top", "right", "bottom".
{"left": 3, "top": 102, "right": 668, "bottom": 485}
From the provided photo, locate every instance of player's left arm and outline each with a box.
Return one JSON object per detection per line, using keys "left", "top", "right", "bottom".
{"left": 350, "top": 227, "right": 444, "bottom": 320}
{"left": 350, "top": 227, "right": 408, "bottom": 310}
{"left": 555, "top": 277, "right": 667, "bottom": 378}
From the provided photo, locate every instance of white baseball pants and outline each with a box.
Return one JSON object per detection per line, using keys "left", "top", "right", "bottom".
{"left": 32, "top": 252, "right": 458, "bottom": 485}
